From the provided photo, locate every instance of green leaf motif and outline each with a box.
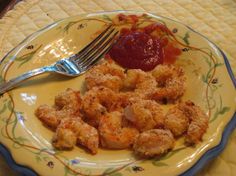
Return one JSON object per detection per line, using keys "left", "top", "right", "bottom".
{"left": 182, "top": 32, "right": 190, "bottom": 45}
{"left": 103, "top": 168, "right": 114, "bottom": 175}
{"left": 12, "top": 136, "right": 29, "bottom": 149}
{"left": 219, "top": 107, "right": 230, "bottom": 114}
{"left": 151, "top": 147, "right": 186, "bottom": 167}
{"left": 103, "top": 167, "right": 123, "bottom": 176}
{"left": 165, "top": 147, "right": 186, "bottom": 159}
{"left": 35, "top": 155, "right": 42, "bottom": 163}
{"left": 214, "top": 63, "right": 224, "bottom": 68}
{"left": 201, "top": 56, "right": 223, "bottom": 84}
{"left": 13, "top": 142, "right": 22, "bottom": 149}
{"left": 211, "top": 106, "right": 230, "bottom": 123}
{"left": 102, "top": 15, "right": 112, "bottom": 22}
{"left": 16, "top": 136, "right": 29, "bottom": 143}
{"left": 204, "top": 56, "right": 212, "bottom": 67}
{"left": 210, "top": 96, "right": 230, "bottom": 123}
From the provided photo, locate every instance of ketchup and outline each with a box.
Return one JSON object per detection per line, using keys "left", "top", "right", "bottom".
{"left": 108, "top": 19, "right": 181, "bottom": 71}
{"left": 109, "top": 31, "right": 163, "bottom": 71}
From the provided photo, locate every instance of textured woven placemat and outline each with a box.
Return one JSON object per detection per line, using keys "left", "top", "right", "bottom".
{"left": 0, "top": 0, "right": 235, "bottom": 175}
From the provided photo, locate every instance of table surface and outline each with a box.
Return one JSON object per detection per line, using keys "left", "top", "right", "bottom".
{"left": 0, "top": 0, "right": 235, "bottom": 176}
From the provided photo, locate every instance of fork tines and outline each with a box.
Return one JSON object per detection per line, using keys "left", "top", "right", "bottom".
{"left": 74, "top": 25, "right": 119, "bottom": 70}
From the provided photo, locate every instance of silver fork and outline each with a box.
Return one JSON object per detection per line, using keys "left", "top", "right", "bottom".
{"left": 0, "top": 25, "right": 118, "bottom": 95}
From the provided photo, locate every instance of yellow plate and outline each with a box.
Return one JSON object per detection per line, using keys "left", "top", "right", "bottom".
{"left": 0, "top": 11, "right": 235, "bottom": 176}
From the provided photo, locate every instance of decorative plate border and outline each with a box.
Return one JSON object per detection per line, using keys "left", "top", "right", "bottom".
{"left": 180, "top": 48, "right": 236, "bottom": 176}
{"left": 0, "top": 11, "right": 235, "bottom": 176}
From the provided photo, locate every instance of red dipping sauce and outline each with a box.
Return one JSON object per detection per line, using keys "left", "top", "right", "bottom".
{"left": 107, "top": 20, "right": 182, "bottom": 71}
{"left": 109, "top": 31, "right": 163, "bottom": 71}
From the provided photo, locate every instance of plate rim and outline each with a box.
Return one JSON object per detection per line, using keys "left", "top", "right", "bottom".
{"left": 0, "top": 10, "right": 235, "bottom": 176}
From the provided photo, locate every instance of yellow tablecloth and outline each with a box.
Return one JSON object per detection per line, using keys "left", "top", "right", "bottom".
{"left": 0, "top": 0, "right": 235, "bottom": 175}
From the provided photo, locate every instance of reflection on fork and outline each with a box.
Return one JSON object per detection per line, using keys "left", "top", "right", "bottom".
{"left": 0, "top": 25, "right": 119, "bottom": 95}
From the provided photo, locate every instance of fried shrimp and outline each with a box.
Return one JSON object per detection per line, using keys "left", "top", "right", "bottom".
{"left": 52, "top": 117, "right": 99, "bottom": 154}
{"left": 133, "top": 129, "right": 175, "bottom": 158}
{"left": 179, "top": 101, "right": 209, "bottom": 144}
{"left": 55, "top": 88, "right": 81, "bottom": 113}
{"left": 35, "top": 105, "right": 61, "bottom": 129}
{"left": 85, "top": 61, "right": 125, "bottom": 91}
{"left": 151, "top": 64, "right": 185, "bottom": 102}
{"left": 123, "top": 69, "right": 157, "bottom": 97}
{"left": 35, "top": 89, "right": 82, "bottom": 129}
{"left": 35, "top": 104, "right": 78, "bottom": 130}
{"left": 164, "top": 106, "right": 189, "bottom": 137}
{"left": 99, "top": 111, "right": 139, "bottom": 149}
{"left": 164, "top": 101, "right": 208, "bottom": 144}
{"left": 124, "top": 99, "right": 165, "bottom": 132}
{"left": 113, "top": 92, "right": 144, "bottom": 111}
{"left": 82, "top": 86, "right": 119, "bottom": 127}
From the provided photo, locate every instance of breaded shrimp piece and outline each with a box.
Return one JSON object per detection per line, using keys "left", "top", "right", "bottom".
{"left": 99, "top": 111, "right": 139, "bottom": 149}
{"left": 164, "top": 106, "right": 189, "bottom": 137}
{"left": 81, "top": 86, "right": 118, "bottom": 127}
{"left": 123, "top": 69, "right": 157, "bottom": 97}
{"left": 151, "top": 64, "right": 185, "bottom": 102}
{"left": 152, "top": 64, "right": 173, "bottom": 86}
{"left": 133, "top": 129, "right": 175, "bottom": 158}
{"left": 52, "top": 127, "right": 77, "bottom": 150}
{"left": 85, "top": 61, "right": 125, "bottom": 91}
{"left": 113, "top": 92, "right": 144, "bottom": 111}
{"left": 35, "top": 104, "right": 81, "bottom": 130}
{"left": 124, "top": 99, "right": 165, "bottom": 132}
{"left": 164, "top": 101, "right": 208, "bottom": 143}
{"left": 36, "top": 104, "right": 82, "bottom": 129}
{"left": 52, "top": 117, "right": 99, "bottom": 154}
{"left": 35, "top": 105, "right": 60, "bottom": 129}
{"left": 123, "top": 69, "right": 143, "bottom": 90}
{"left": 35, "top": 88, "right": 82, "bottom": 130}
{"left": 179, "top": 101, "right": 209, "bottom": 144}
{"left": 55, "top": 88, "right": 81, "bottom": 113}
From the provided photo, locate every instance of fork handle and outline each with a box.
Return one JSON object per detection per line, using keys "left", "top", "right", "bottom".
{"left": 0, "top": 66, "right": 55, "bottom": 95}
